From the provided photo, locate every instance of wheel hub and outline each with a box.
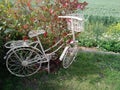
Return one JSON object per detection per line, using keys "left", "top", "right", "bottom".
{"left": 22, "top": 61, "right": 28, "bottom": 66}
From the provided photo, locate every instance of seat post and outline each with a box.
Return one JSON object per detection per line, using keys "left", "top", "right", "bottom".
{"left": 36, "top": 36, "right": 50, "bottom": 73}
{"left": 36, "top": 36, "right": 47, "bottom": 58}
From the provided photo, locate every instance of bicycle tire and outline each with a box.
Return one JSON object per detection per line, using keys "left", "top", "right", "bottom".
{"left": 62, "top": 44, "right": 78, "bottom": 69}
{"left": 6, "top": 47, "right": 42, "bottom": 77}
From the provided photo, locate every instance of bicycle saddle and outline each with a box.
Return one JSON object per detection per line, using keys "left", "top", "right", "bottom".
{"left": 28, "top": 30, "right": 45, "bottom": 38}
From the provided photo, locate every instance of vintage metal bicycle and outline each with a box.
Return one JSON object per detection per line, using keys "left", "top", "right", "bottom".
{"left": 4, "top": 13, "right": 84, "bottom": 77}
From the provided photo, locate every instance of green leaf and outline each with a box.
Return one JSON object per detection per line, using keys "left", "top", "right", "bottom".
{"left": 4, "top": 28, "right": 15, "bottom": 34}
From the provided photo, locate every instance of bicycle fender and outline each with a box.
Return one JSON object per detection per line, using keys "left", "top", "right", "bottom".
{"left": 4, "top": 46, "right": 41, "bottom": 59}
{"left": 59, "top": 46, "right": 69, "bottom": 61}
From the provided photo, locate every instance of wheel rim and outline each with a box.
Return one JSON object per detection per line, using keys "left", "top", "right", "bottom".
{"left": 6, "top": 48, "right": 41, "bottom": 77}
{"left": 63, "top": 45, "right": 78, "bottom": 69}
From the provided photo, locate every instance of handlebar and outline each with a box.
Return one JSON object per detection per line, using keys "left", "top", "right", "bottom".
{"left": 58, "top": 15, "right": 83, "bottom": 21}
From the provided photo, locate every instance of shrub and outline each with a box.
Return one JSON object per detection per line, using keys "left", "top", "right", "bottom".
{"left": 78, "top": 16, "right": 120, "bottom": 52}
{"left": 78, "top": 20, "right": 107, "bottom": 47}
{"left": 0, "top": 0, "right": 88, "bottom": 63}
{"left": 78, "top": 31, "right": 97, "bottom": 47}
{"left": 99, "top": 23, "right": 120, "bottom": 52}
{"left": 2, "top": 0, "right": 87, "bottom": 43}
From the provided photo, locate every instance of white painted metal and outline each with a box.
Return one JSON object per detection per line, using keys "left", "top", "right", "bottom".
{"left": 59, "top": 46, "right": 69, "bottom": 61}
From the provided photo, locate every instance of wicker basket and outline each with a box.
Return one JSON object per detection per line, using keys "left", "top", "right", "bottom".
{"left": 67, "top": 13, "right": 84, "bottom": 32}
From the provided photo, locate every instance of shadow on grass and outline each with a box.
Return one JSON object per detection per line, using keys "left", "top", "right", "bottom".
{"left": 1, "top": 50, "right": 120, "bottom": 90}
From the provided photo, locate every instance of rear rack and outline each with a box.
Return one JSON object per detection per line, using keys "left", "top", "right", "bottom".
{"left": 4, "top": 40, "right": 31, "bottom": 48}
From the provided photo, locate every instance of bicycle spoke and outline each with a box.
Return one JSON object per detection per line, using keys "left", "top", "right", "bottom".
{"left": 25, "top": 50, "right": 34, "bottom": 61}
{"left": 19, "top": 50, "right": 29, "bottom": 61}
{"left": 13, "top": 51, "right": 23, "bottom": 62}
{"left": 10, "top": 66, "right": 20, "bottom": 71}
{"left": 6, "top": 47, "right": 41, "bottom": 77}
{"left": 13, "top": 66, "right": 23, "bottom": 74}
{"left": 26, "top": 67, "right": 35, "bottom": 73}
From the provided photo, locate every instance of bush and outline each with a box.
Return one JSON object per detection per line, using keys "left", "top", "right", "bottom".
{"left": 1, "top": 0, "right": 87, "bottom": 44}
{"left": 99, "top": 23, "right": 120, "bottom": 52}
{"left": 0, "top": 0, "right": 88, "bottom": 64}
{"left": 78, "top": 31, "right": 97, "bottom": 47}
{"left": 78, "top": 18, "right": 108, "bottom": 47}
{"left": 78, "top": 16, "right": 120, "bottom": 52}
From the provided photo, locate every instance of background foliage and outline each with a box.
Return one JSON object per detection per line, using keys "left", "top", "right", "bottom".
{"left": 78, "top": 15, "right": 120, "bottom": 52}
{"left": 0, "top": 0, "right": 120, "bottom": 68}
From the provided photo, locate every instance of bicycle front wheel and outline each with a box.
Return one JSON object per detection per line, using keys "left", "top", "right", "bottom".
{"left": 6, "top": 47, "right": 41, "bottom": 77}
{"left": 62, "top": 45, "right": 78, "bottom": 69}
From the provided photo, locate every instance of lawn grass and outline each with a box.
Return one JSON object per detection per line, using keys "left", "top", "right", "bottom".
{"left": 80, "top": 0, "right": 120, "bottom": 17}
{"left": 1, "top": 50, "right": 120, "bottom": 90}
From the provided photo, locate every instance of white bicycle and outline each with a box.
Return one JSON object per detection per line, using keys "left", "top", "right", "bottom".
{"left": 4, "top": 13, "right": 84, "bottom": 77}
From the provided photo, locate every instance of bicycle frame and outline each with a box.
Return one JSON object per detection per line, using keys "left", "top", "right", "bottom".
{"left": 4, "top": 14, "right": 84, "bottom": 77}
{"left": 29, "top": 15, "right": 83, "bottom": 57}
{"left": 5, "top": 15, "right": 83, "bottom": 65}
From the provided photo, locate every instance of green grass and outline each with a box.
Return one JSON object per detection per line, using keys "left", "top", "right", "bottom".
{"left": 80, "top": 0, "right": 120, "bottom": 17}
{"left": 1, "top": 51, "right": 120, "bottom": 90}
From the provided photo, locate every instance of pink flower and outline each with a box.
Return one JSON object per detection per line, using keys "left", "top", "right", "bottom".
{"left": 23, "top": 24, "right": 28, "bottom": 29}
{"left": 49, "top": 9, "right": 54, "bottom": 14}
{"left": 63, "top": 2, "right": 68, "bottom": 7}
{"left": 77, "top": 4, "right": 81, "bottom": 9}
{"left": 77, "top": 2, "right": 88, "bottom": 10}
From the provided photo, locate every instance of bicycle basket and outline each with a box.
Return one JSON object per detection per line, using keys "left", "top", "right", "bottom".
{"left": 67, "top": 13, "right": 84, "bottom": 32}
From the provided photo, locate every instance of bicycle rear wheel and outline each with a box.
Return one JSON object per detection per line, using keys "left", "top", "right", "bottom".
{"left": 6, "top": 47, "right": 41, "bottom": 77}
{"left": 62, "top": 45, "right": 78, "bottom": 69}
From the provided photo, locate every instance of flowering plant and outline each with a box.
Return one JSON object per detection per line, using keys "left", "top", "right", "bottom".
{"left": 1, "top": 0, "right": 88, "bottom": 49}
